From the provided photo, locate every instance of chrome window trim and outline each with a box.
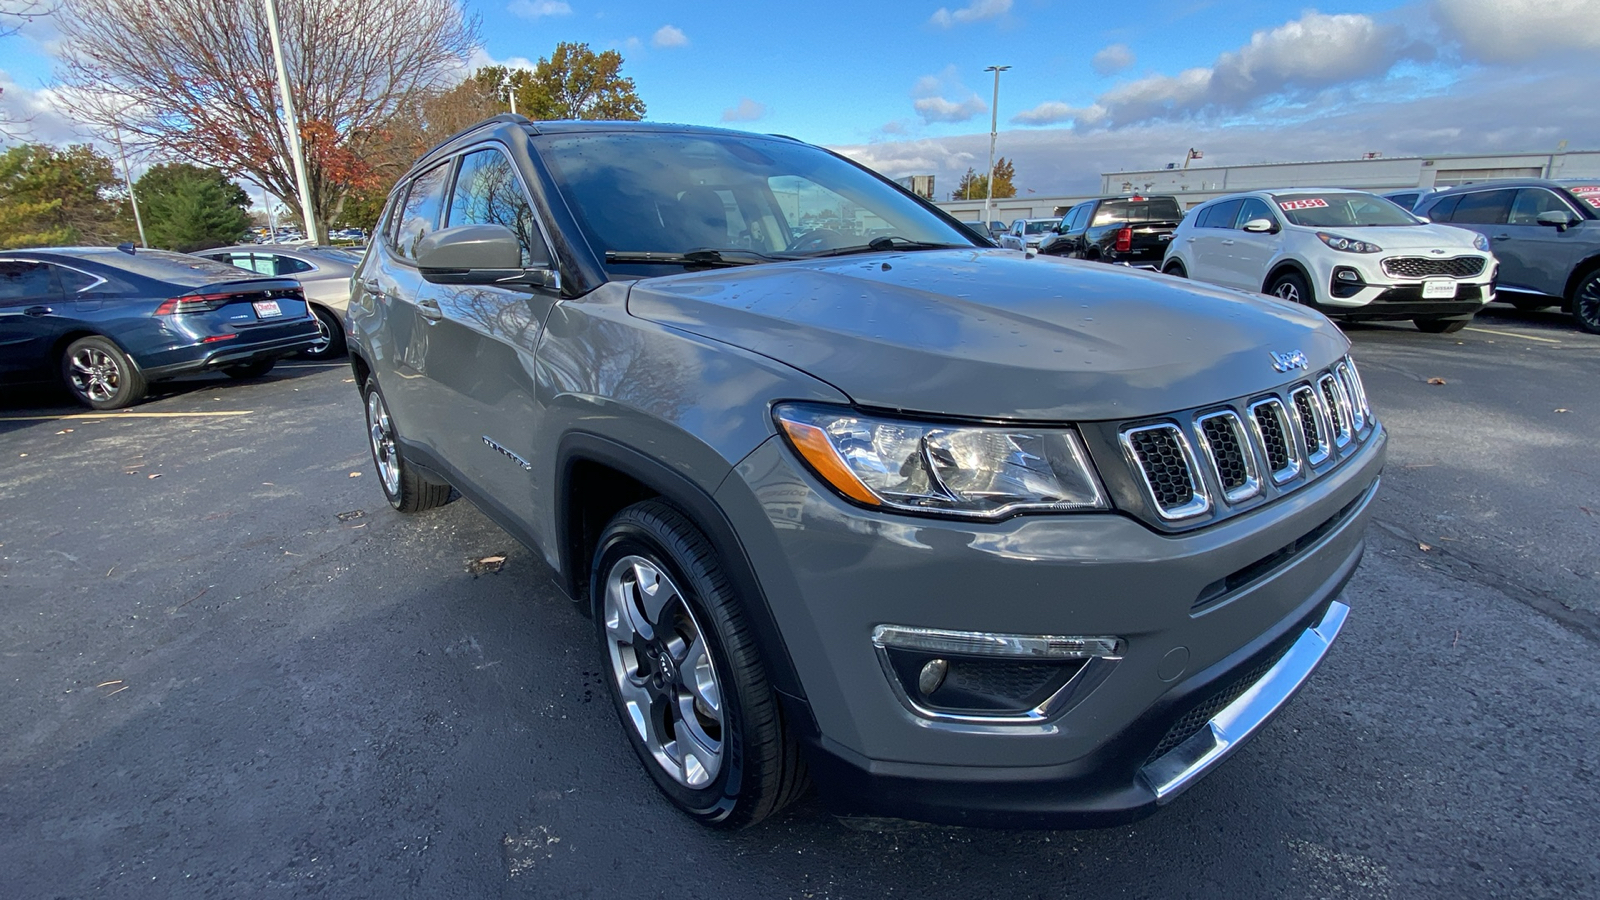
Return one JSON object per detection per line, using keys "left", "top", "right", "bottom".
{"left": 0, "top": 258, "right": 109, "bottom": 294}
{"left": 1289, "top": 385, "right": 1332, "bottom": 466}
{"left": 1247, "top": 397, "right": 1302, "bottom": 484}
{"left": 1119, "top": 422, "right": 1212, "bottom": 521}
{"left": 1193, "top": 410, "right": 1262, "bottom": 504}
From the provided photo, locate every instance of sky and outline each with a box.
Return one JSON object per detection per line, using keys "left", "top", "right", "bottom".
{"left": 3, "top": 0, "right": 1598, "bottom": 201}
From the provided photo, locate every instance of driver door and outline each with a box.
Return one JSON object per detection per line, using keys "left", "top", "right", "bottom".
{"left": 1223, "top": 197, "right": 1282, "bottom": 291}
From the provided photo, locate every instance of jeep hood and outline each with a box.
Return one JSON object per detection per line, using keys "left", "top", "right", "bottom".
{"left": 626, "top": 249, "right": 1349, "bottom": 421}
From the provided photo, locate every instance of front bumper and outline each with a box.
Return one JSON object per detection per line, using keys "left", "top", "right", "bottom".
{"left": 1309, "top": 253, "right": 1495, "bottom": 318}
{"left": 717, "top": 421, "right": 1385, "bottom": 827}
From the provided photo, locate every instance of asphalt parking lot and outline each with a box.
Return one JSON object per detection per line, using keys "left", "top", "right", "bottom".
{"left": 2, "top": 304, "right": 1597, "bottom": 899}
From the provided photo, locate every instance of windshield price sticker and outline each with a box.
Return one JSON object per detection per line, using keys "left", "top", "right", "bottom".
{"left": 1279, "top": 198, "right": 1329, "bottom": 211}
{"left": 1570, "top": 186, "right": 1600, "bottom": 194}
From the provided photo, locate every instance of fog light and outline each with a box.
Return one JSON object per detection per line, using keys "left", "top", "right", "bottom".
{"left": 872, "top": 625, "right": 1124, "bottom": 659}
{"left": 1335, "top": 269, "right": 1360, "bottom": 282}
{"left": 918, "top": 658, "right": 949, "bottom": 695}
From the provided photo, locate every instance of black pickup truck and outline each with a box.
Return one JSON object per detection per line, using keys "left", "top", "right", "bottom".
{"left": 1039, "top": 195, "right": 1185, "bottom": 268}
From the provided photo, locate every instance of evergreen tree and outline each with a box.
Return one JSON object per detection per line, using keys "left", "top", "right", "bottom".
{"left": 135, "top": 163, "right": 253, "bottom": 252}
{"left": 0, "top": 143, "right": 133, "bottom": 249}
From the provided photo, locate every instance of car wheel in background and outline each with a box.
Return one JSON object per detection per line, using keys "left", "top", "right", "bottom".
{"left": 1570, "top": 269, "right": 1600, "bottom": 335}
{"left": 1162, "top": 261, "right": 1187, "bottom": 278}
{"left": 223, "top": 360, "right": 276, "bottom": 379}
{"left": 1269, "top": 270, "right": 1311, "bottom": 305}
{"left": 61, "top": 335, "right": 146, "bottom": 410}
{"left": 362, "top": 377, "right": 452, "bottom": 513}
{"left": 300, "top": 306, "right": 347, "bottom": 360}
{"left": 1413, "top": 316, "right": 1470, "bottom": 334}
{"left": 592, "top": 500, "right": 808, "bottom": 829}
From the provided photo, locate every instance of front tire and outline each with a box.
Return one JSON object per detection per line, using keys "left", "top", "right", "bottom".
{"left": 1414, "top": 316, "right": 1470, "bottom": 334}
{"left": 300, "top": 306, "right": 347, "bottom": 360}
{"left": 1269, "top": 270, "right": 1312, "bottom": 305}
{"left": 1570, "top": 269, "right": 1600, "bottom": 335}
{"left": 61, "top": 335, "right": 146, "bottom": 410}
{"left": 593, "top": 500, "right": 807, "bottom": 829}
{"left": 362, "top": 377, "right": 452, "bottom": 513}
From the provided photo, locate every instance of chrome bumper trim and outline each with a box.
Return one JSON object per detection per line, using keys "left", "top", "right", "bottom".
{"left": 1142, "top": 599, "right": 1349, "bottom": 803}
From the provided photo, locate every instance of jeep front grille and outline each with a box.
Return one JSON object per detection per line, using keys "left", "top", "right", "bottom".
{"left": 1119, "top": 356, "right": 1374, "bottom": 526}
{"left": 1381, "top": 256, "right": 1486, "bottom": 279}
{"left": 1120, "top": 424, "right": 1210, "bottom": 520}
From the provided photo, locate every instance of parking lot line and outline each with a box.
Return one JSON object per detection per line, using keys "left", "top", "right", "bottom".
{"left": 0, "top": 411, "right": 254, "bottom": 421}
{"left": 1463, "top": 327, "right": 1562, "bottom": 344}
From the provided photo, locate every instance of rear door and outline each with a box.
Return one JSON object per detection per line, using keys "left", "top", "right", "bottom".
{"left": 414, "top": 144, "right": 560, "bottom": 504}
{"left": 1184, "top": 199, "right": 1244, "bottom": 285}
{"left": 0, "top": 260, "right": 67, "bottom": 384}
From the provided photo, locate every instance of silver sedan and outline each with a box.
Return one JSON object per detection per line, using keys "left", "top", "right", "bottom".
{"left": 199, "top": 244, "right": 364, "bottom": 359}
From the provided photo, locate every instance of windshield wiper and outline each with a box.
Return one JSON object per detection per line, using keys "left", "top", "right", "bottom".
{"left": 604, "top": 249, "right": 771, "bottom": 268}
{"left": 798, "top": 236, "right": 969, "bottom": 258}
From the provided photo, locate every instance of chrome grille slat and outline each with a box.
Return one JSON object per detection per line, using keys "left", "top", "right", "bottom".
{"left": 1335, "top": 362, "right": 1366, "bottom": 432}
{"left": 1195, "top": 411, "right": 1261, "bottom": 504}
{"left": 1248, "top": 398, "right": 1300, "bottom": 484}
{"left": 1290, "top": 386, "right": 1332, "bottom": 465}
{"left": 1120, "top": 424, "right": 1210, "bottom": 520}
{"left": 1318, "top": 374, "right": 1353, "bottom": 448}
{"left": 1381, "top": 256, "right": 1486, "bottom": 279}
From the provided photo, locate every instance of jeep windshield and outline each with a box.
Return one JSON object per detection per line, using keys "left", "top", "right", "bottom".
{"left": 530, "top": 131, "right": 975, "bottom": 273}
{"left": 1275, "top": 193, "right": 1421, "bottom": 228}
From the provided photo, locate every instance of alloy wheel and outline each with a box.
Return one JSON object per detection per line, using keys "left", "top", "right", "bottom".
{"left": 366, "top": 391, "right": 402, "bottom": 497}
{"left": 603, "top": 555, "right": 725, "bottom": 789}
{"left": 1576, "top": 274, "right": 1600, "bottom": 333}
{"left": 68, "top": 347, "right": 120, "bottom": 403}
{"left": 1274, "top": 282, "right": 1301, "bottom": 303}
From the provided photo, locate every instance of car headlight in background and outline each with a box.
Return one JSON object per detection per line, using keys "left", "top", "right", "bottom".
{"left": 774, "top": 403, "right": 1107, "bottom": 518}
{"left": 1316, "top": 232, "right": 1382, "bottom": 253}
{"left": 1473, "top": 233, "right": 1490, "bottom": 252}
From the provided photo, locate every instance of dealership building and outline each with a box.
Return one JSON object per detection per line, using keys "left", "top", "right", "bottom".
{"left": 935, "top": 149, "right": 1600, "bottom": 223}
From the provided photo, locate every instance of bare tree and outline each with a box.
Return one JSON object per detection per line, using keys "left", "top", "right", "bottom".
{"left": 53, "top": 0, "right": 478, "bottom": 234}
{"left": 1, "top": 2, "right": 56, "bottom": 136}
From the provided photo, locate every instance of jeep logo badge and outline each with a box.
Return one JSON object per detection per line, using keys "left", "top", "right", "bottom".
{"left": 1270, "top": 349, "right": 1309, "bottom": 373}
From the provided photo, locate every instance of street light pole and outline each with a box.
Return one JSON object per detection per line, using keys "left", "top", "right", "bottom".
{"left": 262, "top": 0, "right": 320, "bottom": 244}
{"left": 983, "top": 65, "right": 1010, "bottom": 229}
{"left": 111, "top": 124, "right": 147, "bottom": 248}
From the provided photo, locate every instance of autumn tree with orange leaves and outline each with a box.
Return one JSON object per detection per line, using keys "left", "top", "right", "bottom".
{"left": 52, "top": 0, "right": 478, "bottom": 241}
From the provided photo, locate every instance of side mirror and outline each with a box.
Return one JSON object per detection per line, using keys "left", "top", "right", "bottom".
{"left": 416, "top": 224, "right": 557, "bottom": 289}
{"left": 1241, "top": 218, "right": 1277, "bottom": 233}
{"left": 1537, "top": 210, "right": 1577, "bottom": 230}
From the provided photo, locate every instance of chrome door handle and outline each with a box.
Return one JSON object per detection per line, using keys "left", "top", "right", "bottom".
{"left": 1493, "top": 234, "right": 1511, "bottom": 240}
{"left": 1221, "top": 239, "right": 1235, "bottom": 246}
{"left": 361, "top": 279, "right": 385, "bottom": 300}
{"left": 23, "top": 305, "right": 53, "bottom": 316}
{"left": 416, "top": 298, "right": 444, "bottom": 321}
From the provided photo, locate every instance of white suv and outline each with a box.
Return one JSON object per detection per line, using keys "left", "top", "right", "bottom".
{"left": 1162, "top": 189, "right": 1496, "bottom": 333}
{"left": 998, "top": 218, "right": 1060, "bottom": 252}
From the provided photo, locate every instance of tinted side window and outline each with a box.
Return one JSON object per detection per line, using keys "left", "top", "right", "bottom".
{"left": 55, "top": 266, "right": 101, "bottom": 293}
{"left": 1196, "top": 199, "right": 1243, "bottom": 229}
{"left": 1449, "top": 190, "right": 1514, "bottom": 225}
{"left": 1235, "top": 198, "right": 1276, "bottom": 227}
{"left": 0, "top": 261, "right": 59, "bottom": 304}
{"left": 272, "top": 255, "right": 314, "bottom": 275}
{"left": 1066, "top": 205, "right": 1090, "bottom": 231}
{"left": 394, "top": 163, "right": 452, "bottom": 260}
{"left": 1509, "top": 189, "right": 1575, "bottom": 224}
{"left": 1425, "top": 195, "right": 1460, "bottom": 221}
{"left": 446, "top": 148, "right": 547, "bottom": 267}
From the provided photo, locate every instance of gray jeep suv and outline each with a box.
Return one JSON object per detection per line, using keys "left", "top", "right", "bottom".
{"left": 1415, "top": 178, "right": 1600, "bottom": 333}
{"left": 349, "top": 115, "right": 1386, "bottom": 829}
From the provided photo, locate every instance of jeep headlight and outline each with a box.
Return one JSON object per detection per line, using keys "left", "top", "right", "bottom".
{"left": 774, "top": 403, "right": 1107, "bottom": 518}
{"left": 1473, "top": 233, "right": 1490, "bottom": 252}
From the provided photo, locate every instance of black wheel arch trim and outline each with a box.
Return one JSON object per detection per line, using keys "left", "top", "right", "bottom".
{"left": 554, "top": 431, "right": 811, "bottom": 706}
{"left": 1262, "top": 259, "right": 1314, "bottom": 295}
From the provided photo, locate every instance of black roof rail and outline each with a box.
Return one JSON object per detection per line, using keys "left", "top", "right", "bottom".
{"left": 424, "top": 113, "right": 538, "bottom": 160}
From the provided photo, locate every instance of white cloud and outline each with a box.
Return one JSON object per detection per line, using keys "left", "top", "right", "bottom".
{"left": 0, "top": 70, "right": 92, "bottom": 145}
{"left": 721, "top": 97, "right": 766, "bottom": 122}
{"left": 1433, "top": 0, "right": 1600, "bottom": 63}
{"left": 1014, "top": 11, "right": 1429, "bottom": 129}
{"left": 651, "top": 25, "right": 688, "bottom": 48}
{"left": 838, "top": 60, "right": 1600, "bottom": 198}
{"left": 912, "top": 66, "right": 988, "bottom": 124}
{"left": 508, "top": 0, "right": 571, "bottom": 18}
{"left": 1091, "top": 43, "right": 1135, "bottom": 76}
{"left": 929, "top": 0, "right": 1011, "bottom": 28}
